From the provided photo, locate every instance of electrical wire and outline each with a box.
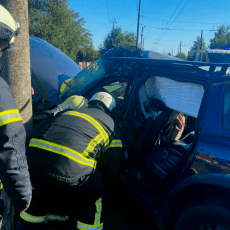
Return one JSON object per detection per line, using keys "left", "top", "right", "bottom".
{"left": 141, "top": 15, "right": 222, "bottom": 25}
{"left": 157, "top": 0, "right": 191, "bottom": 43}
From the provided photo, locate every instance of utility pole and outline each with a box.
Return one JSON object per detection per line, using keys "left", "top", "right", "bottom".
{"left": 1, "top": 0, "right": 33, "bottom": 135}
{"left": 143, "top": 38, "right": 145, "bottom": 50}
{"left": 200, "top": 30, "right": 203, "bottom": 50}
{"left": 136, "top": 0, "right": 142, "bottom": 47}
{"left": 180, "top": 41, "right": 182, "bottom": 57}
{"left": 111, "top": 17, "right": 117, "bottom": 31}
{"left": 141, "top": 26, "right": 145, "bottom": 50}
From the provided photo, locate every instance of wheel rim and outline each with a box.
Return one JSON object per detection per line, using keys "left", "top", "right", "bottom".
{"left": 194, "top": 223, "right": 230, "bottom": 230}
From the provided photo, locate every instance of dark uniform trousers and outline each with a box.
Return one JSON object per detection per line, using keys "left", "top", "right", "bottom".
{"left": 16, "top": 108, "right": 123, "bottom": 230}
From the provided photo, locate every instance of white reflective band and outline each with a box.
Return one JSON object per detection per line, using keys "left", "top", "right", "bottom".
{"left": 63, "top": 111, "right": 109, "bottom": 146}
{"left": 48, "top": 214, "right": 69, "bottom": 221}
{"left": 20, "top": 212, "right": 46, "bottom": 223}
{"left": 109, "top": 140, "right": 122, "bottom": 148}
{"left": 94, "top": 198, "right": 102, "bottom": 225}
{"left": 29, "top": 138, "right": 96, "bottom": 169}
{"left": 0, "top": 109, "right": 22, "bottom": 126}
{"left": 77, "top": 221, "right": 103, "bottom": 230}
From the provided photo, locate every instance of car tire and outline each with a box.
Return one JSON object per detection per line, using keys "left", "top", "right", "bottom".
{"left": 173, "top": 197, "right": 230, "bottom": 230}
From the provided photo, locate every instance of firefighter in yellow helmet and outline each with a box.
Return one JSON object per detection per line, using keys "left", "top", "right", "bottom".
{"left": 0, "top": 4, "right": 32, "bottom": 227}
{"left": 16, "top": 92, "right": 123, "bottom": 230}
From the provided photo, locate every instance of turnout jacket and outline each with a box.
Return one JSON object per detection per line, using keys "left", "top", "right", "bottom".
{"left": 27, "top": 107, "right": 123, "bottom": 184}
{"left": 0, "top": 77, "right": 31, "bottom": 212}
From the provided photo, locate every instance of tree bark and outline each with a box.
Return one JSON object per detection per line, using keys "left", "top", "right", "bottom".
{"left": 1, "top": 0, "right": 33, "bottom": 136}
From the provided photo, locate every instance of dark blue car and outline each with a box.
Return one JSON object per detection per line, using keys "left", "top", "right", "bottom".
{"left": 60, "top": 46, "right": 230, "bottom": 230}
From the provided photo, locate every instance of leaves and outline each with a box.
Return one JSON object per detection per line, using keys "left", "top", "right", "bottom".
{"left": 29, "top": 0, "right": 98, "bottom": 62}
{"left": 210, "top": 25, "right": 230, "bottom": 47}
{"left": 99, "top": 28, "right": 136, "bottom": 54}
{"left": 190, "top": 36, "right": 206, "bottom": 52}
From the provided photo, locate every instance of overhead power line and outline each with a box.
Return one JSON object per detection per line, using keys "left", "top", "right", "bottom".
{"left": 158, "top": 0, "right": 191, "bottom": 43}
{"left": 143, "top": 24, "right": 208, "bottom": 31}
{"left": 141, "top": 15, "right": 222, "bottom": 25}
{"left": 166, "top": 0, "right": 183, "bottom": 27}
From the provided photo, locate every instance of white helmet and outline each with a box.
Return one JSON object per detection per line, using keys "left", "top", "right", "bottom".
{"left": 89, "top": 92, "right": 116, "bottom": 111}
{"left": 0, "top": 5, "right": 21, "bottom": 50}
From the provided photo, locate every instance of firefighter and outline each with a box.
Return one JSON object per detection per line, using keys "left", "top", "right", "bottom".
{"left": 16, "top": 92, "right": 123, "bottom": 230}
{"left": 0, "top": 4, "right": 32, "bottom": 226}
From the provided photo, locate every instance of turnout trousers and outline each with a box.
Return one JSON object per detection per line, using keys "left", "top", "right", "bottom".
{"left": 16, "top": 170, "right": 104, "bottom": 230}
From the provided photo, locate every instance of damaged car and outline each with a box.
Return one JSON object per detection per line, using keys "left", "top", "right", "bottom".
{"left": 54, "top": 46, "right": 230, "bottom": 230}
{"left": 29, "top": 35, "right": 82, "bottom": 122}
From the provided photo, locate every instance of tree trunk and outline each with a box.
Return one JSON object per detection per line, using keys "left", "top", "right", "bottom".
{"left": 1, "top": 0, "right": 33, "bottom": 136}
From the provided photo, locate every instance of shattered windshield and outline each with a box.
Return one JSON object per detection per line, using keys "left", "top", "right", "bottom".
{"left": 61, "top": 50, "right": 114, "bottom": 99}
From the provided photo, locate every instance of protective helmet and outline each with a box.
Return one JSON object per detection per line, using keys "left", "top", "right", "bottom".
{"left": 46, "top": 95, "right": 88, "bottom": 114}
{"left": 0, "top": 5, "right": 21, "bottom": 51}
{"left": 89, "top": 92, "right": 116, "bottom": 112}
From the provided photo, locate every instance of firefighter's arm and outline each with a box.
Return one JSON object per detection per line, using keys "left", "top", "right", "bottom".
{"left": 0, "top": 82, "right": 32, "bottom": 213}
{"left": 98, "top": 124, "right": 123, "bottom": 181}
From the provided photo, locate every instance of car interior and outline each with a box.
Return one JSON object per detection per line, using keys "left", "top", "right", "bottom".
{"left": 117, "top": 75, "right": 204, "bottom": 197}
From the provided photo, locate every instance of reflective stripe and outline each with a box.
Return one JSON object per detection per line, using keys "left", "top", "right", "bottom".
{"left": 0, "top": 183, "right": 3, "bottom": 190}
{"left": 109, "top": 140, "right": 122, "bottom": 148}
{"left": 94, "top": 198, "right": 102, "bottom": 225}
{"left": 83, "top": 134, "right": 103, "bottom": 157}
{"left": 63, "top": 111, "right": 109, "bottom": 146}
{"left": 29, "top": 138, "right": 96, "bottom": 169}
{"left": 47, "top": 214, "right": 69, "bottom": 221}
{"left": 20, "top": 211, "right": 46, "bottom": 223}
{"left": 0, "top": 109, "right": 22, "bottom": 126}
{"left": 77, "top": 221, "right": 103, "bottom": 230}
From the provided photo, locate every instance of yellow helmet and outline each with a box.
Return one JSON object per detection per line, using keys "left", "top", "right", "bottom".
{"left": 0, "top": 5, "right": 20, "bottom": 50}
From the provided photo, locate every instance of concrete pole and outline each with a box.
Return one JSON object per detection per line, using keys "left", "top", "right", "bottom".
{"left": 1, "top": 0, "right": 33, "bottom": 136}
{"left": 136, "top": 0, "right": 142, "bottom": 47}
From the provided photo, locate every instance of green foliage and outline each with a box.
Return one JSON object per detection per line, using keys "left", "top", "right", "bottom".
{"left": 175, "top": 52, "right": 187, "bottom": 61}
{"left": 190, "top": 36, "right": 206, "bottom": 52}
{"left": 99, "top": 28, "right": 136, "bottom": 54}
{"left": 29, "top": 0, "right": 98, "bottom": 62}
{"left": 188, "top": 36, "right": 206, "bottom": 61}
{"left": 210, "top": 25, "right": 230, "bottom": 47}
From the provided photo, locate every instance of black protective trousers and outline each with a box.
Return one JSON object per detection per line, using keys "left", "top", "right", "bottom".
{"left": 16, "top": 170, "right": 104, "bottom": 230}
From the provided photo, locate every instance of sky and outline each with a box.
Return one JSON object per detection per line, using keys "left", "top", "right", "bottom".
{"left": 67, "top": 0, "right": 230, "bottom": 55}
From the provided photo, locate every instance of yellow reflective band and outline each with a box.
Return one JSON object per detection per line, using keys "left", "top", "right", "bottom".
{"left": 94, "top": 198, "right": 102, "bottom": 225}
{"left": 0, "top": 183, "right": 3, "bottom": 190}
{"left": 29, "top": 138, "right": 96, "bottom": 169}
{"left": 0, "top": 109, "right": 22, "bottom": 126}
{"left": 63, "top": 111, "right": 109, "bottom": 146}
{"left": 109, "top": 140, "right": 122, "bottom": 148}
{"left": 20, "top": 211, "right": 46, "bottom": 223}
{"left": 83, "top": 134, "right": 103, "bottom": 157}
{"left": 77, "top": 221, "right": 103, "bottom": 230}
{"left": 47, "top": 214, "right": 69, "bottom": 221}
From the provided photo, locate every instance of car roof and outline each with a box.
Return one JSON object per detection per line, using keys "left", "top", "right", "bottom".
{"left": 62, "top": 47, "right": 230, "bottom": 99}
